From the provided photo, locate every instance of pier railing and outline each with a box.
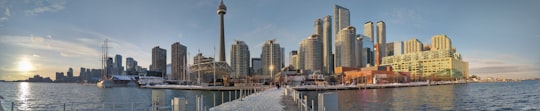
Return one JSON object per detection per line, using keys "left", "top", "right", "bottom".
{"left": 0, "top": 101, "right": 172, "bottom": 111}
{"left": 284, "top": 86, "right": 314, "bottom": 111}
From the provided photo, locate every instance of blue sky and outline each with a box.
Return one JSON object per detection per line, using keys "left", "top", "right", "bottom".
{"left": 0, "top": 0, "right": 539, "bottom": 80}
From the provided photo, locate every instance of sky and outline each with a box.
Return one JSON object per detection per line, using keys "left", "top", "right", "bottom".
{"left": 0, "top": 0, "right": 539, "bottom": 80}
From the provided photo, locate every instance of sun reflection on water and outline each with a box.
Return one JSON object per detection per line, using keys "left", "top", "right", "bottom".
{"left": 18, "top": 82, "right": 30, "bottom": 110}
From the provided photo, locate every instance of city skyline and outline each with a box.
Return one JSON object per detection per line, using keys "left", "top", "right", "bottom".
{"left": 0, "top": 0, "right": 539, "bottom": 80}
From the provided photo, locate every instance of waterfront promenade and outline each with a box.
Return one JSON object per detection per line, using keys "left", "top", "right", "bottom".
{"left": 291, "top": 80, "right": 467, "bottom": 91}
{"left": 206, "top": 81, "right": 467, "bottom": 111}
{"left": 210, "top": 88, "right": 285, "bottom": 111}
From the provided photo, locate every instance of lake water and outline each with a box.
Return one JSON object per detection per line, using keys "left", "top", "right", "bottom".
{"left": 1, "top": 81, "right": 539, "bottom": 111}
{"left": 301, "top": 80, "right": 540, "bottom": 111}
{"left": 0, "top": 82, "right": 239, "bottom": 110}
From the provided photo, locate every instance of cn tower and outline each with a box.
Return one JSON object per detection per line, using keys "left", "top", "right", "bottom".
{"left": 217, "top": 0, "right": 227, "bottom": 62}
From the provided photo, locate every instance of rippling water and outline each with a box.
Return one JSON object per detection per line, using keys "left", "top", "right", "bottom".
{"left": 302, "top": 80, "right": 540, "bottom": 111}
{"left": 1, "top": 81, "right": 539, "bottom": 110}
{"left": 0, "top": 82, "right": 237, "bottom": 110}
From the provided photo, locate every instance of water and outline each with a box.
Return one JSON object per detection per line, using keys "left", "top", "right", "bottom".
{"left": 0, "top": 82, "right": 240, "bottom": 110}
{"left": 1, "top": 81, "right": 539, "bottom": 111}
{"left": 301, "top": 80, "right": 540, "bottom": 111}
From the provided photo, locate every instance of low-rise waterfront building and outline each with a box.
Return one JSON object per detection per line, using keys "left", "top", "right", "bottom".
{"left": 382, "top": 35, "right": 468, "bottom": 81}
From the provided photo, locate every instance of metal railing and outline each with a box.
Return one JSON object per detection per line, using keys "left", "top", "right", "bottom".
{"left": 285, "top": 86, "right": 314, "bottom": 111}
{"left": 0, "top": 100, "right": 173, "bottom": 111}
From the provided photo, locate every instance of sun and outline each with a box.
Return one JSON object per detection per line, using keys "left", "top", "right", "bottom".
{"left": 18, "top": 60, "right": 34, "bottom": 72}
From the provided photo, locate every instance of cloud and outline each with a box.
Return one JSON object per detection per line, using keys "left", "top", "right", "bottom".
{"left": 25, "top": 1, "right": 66, "bottom": 16}
{"left": 4, "top": 7, "right": 9, "bottom": 16}
{"left": 59, "top": 52, "right": 80, "bottom": 57}
{"left": 0, "top": 34, "right": 101, "bottom": 58}
{"left": 466, "top": 54, "right": 540, "bottom": 79}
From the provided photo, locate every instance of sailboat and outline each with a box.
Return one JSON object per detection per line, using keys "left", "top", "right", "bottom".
{"left": 96, "top": 39, "right": 137, "bottom": 88}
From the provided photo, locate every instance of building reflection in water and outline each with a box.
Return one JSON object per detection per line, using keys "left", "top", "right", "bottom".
{"left": 337, "top": 85, "right": 455, "bottom": 110}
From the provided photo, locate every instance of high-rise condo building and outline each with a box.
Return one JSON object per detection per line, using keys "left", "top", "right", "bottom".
{"left": 404, "top": 38, "right": 424, "bottom": 54}
{"left": 334, "top": 5, "right": 350, "bottom": 36}
{"left": 355, "top": 34, "right": 364, "bottom": 68}
{"left": 67, "top": 67, "right": 73, "bottom": 78}
{"left": 251, "top": 58, "right": 262, "bottom": 75}
{"left": 364, "top": 21, "right": 374, "bottom": 43}
{"left": 290, "top": 50, "right": 299, "bottom": 70}
{"left": 172, "top": 42, "right": 187, "bottom": 81}
{"left": 386, "top": 43, "right": 394, "bottom": 56}
{"left": 335, "top": 26, "right": 358, "bottom": 68}
{"left": 321, "top": 16, "right": 333, "bottom": 74}
{"left": 431, "top": 34, "right": 452, "bottom": 51}
{"left": 231, "top": 40, "right": 250, "bottom": 78}
{"left": 361, "top": 36, "right": 375, "bottom": 67}
{"left": 114, "top": 54, "right": 123, "bottom": 75}
{"left": 376, "top": 21, "right": 386, "bottom": 65}
{"left": 261, "top": 39, "right": 282, "bottom": 77}
{"left": 299, "top": 34, "right": 323, "bottom": 72}
{"left": 151, "top": 46, "right": 167, "bottom": 77}
{"left": 126, "top": 57, "right": 138, "bottom": 75}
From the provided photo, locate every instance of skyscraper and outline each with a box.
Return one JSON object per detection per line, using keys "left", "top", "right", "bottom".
{"left": 114, "top": 54, "right": 123, "bottom": 75}
{"left": 376, "top": 21, "right": 386, "bottom": 65}
{"left": 431, "top": 34, "right": 452, "bottom": 51}
{"left": 231, "top": 40, "right": 250, "bottom": 78}
{"left": 404, "top": 38, "right": 424, "bottom": 54}
{"left": 321, "top": 16, "right": 333, "bottom": 74}
{"left": 335, "top": 26, "right": 358, "bottom": 68}
{"left": 251, "top": 58, "right": 262, "bottom": 75}
{"left": 290, "top": 50, "right": 299, "bottom": 70}
{"left": 126, "top": 57, "right": 138, "bottom": 75}
{"left": 386, "top": 43, "right": 395, "bottom": 57}
{"left": 364, "top": 21, "right": 374, "bottom": 43}
{"left": 217, "top": 0, "right": 227, "bottom": 62}
{"left": 361, "top": 36, "right": 375, "bottom": 67}
{"left": 172, "top": 42, "right": 187, "bottom": 81}
{"left": 107, "top": 57, "right": 114, "bottom": 76}
{"left": 355, "top": 34, "right": 364, "bottom": 68}
{"left": 152, "top": 46, "right": 167, "bottom": 77}
{"left": 67, "top": 67, "right": 73, "bottom": 78}
{"left": 334, "top": 5, "right": 350, "bottom": 36}
{"left": 299, "top": 34, "right": 323, "bottom": 72}
{"left": 261, "top": 39, "right": 282, "bottom": 77}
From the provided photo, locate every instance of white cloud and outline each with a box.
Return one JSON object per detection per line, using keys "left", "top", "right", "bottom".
{"left": 0, "top": 34, "right": 101, "bottom": 58}
{"left": 33, "top": 54, "right": 40, "bottom": 57}
{"left": 59, "top": 52, "right": 80, "bottom": 57}
{"left": 465, "top": 54, "right": 540, "bottom": 79}
{"left": 25, "top": 1, "right": 66, "bottom": 16}
{"left": 5, "top": 7, "right": 10, "bottom": 16}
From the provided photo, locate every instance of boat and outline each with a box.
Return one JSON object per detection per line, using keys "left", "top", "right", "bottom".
{"left": 97, "top": 75, "right": 138, "bottom": 88}
{"left": 137, "top": 76, "right": 164, "bottom": 86}
{"left": 96, "top": 39, "right": 138, "bottom": 88}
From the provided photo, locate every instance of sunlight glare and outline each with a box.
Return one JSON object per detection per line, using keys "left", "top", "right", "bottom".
{"left": 17, "top": 60, "right": 34, "bottom": 72}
